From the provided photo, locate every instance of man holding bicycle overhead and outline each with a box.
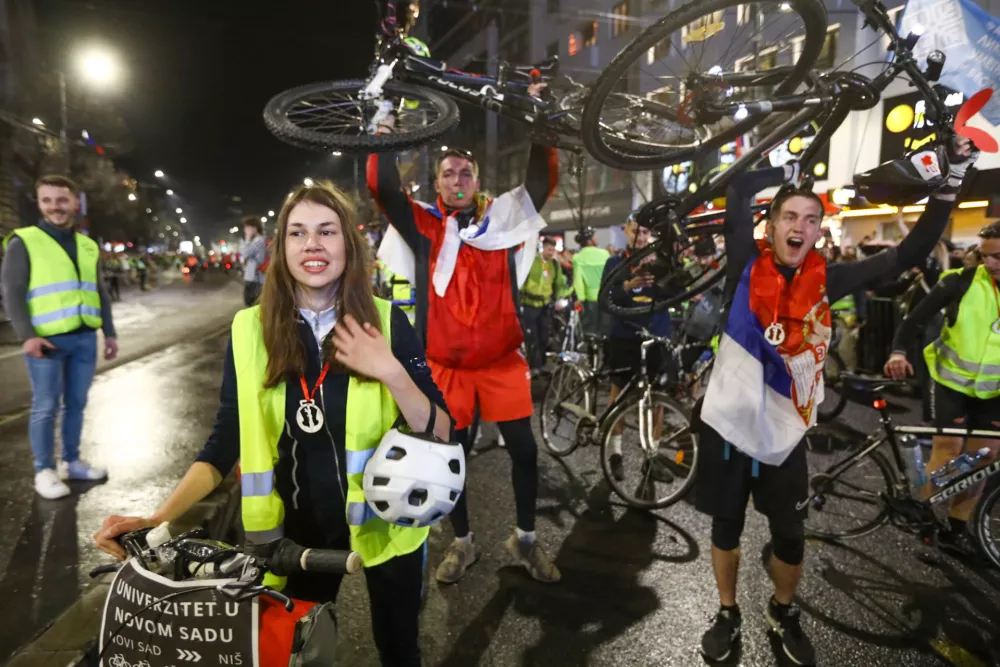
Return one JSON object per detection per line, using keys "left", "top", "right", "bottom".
{"left": 369, "top": 96, "right": 563, "bottom": 585}
{"left": 885, "top": 220, "right": 1000, "bottom": 557}
{"left": 697, "top": 135, "right": 976, "bottom": 665}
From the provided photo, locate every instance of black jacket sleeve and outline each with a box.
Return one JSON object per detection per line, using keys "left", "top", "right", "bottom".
{"left": 722, "top": 166, "right": 787, "bottom": 304}
{"left": 826, "top": 198, "right": 953, "bottom": 304}
{"left": 389, "top": 306, "right": 455, "bottom": 435}
{"left": 367, "top": 153, "right": 425, "bottom": 252}
{"left": 0, "top": 236, "right": 35, "bottom": 341}
{"left": 889, "top": 270, "right": 966, "bottom": 354}
{"left": 524, "top": 144, "right": 559, "bottom": 211}
{"left": 195, "top": 336, "right": 240, "bottom": 476}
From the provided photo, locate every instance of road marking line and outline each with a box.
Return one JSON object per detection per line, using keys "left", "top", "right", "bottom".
{"left": 930, "top": 633, "right": 988, "bottom": 667}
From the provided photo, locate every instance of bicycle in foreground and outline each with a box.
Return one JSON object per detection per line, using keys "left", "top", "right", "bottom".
{"left": 90, "top": 525, "right": 359, "bottom": 667}
{"left": 540, "top": 325, "right": 699, "bottom": 510}
{"left": 803, "top": 374, "right": 1000, "bottom": 568}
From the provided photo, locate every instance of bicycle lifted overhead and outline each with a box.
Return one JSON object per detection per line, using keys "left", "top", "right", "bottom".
{"left": 263, "top": 1, "right": 678, "bottom": 155}
{"left": 593, "top": 0, "right": 972, "bottom": 316}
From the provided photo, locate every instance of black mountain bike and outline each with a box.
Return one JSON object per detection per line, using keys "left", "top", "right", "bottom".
{"left": 263, "top": 1, "right": 678, "bottom": 155}
{"left": 804, "top": 374, "right": 1000, "bottom": 568}
{"left": 539, "top": 326, "right": 698, "bottom": 509}
{"left": 594, "top": 0, "right": 960, "bottom": 315}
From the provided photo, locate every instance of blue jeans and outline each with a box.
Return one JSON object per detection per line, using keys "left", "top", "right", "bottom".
{"left": 24, "top": 330, "right": 98, "bottom": 472}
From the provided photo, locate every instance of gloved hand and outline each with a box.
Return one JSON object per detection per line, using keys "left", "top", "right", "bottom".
{"left": 945, "top": 134, "right": 978, "bottom": 185}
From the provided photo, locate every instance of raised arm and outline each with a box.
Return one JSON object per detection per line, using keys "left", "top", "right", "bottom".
{"left": 722, "top": 165, "right": 789, "bottom": 300}
{"left": 367, "top": 153, "right": 430, "bottom": 251}
{"left": 523, "top": 143, "right": 559, "bottom": 211}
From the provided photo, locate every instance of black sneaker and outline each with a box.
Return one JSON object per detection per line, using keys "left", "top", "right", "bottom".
{"left": 765, "top": 598, "right": 815, "bottom": 665}
{"left": 609, "top": 454, "right": 625, "bottom": 481}
{"left": 701, "top": 606, "right": 741, "bottom": 661}
{"left": 938, "top": 528, "right": 980, "bottom": 560}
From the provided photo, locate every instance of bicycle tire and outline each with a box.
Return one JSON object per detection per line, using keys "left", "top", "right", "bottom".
{"left": 599, "top": 391, "right": 697, "bottom": 509}
{"left": 598, "top": 223, "right": 726, "bottom": 317}
{"left": 264, "top": 80, "right": 460, "bottom": 152}
{"left": 804, "top": 447, "right": 895, "bottom": 540}
{"left": 971, "top": 479, "right": 1000, "bottom": 569}
{"left": 540, "top": 362, "right": 594, "bottom": 457}
{"left": 816, "top": 350, "right": 847, "bottom": 423}
{"left": 580, "top": 0, "right": 828, "bottom": 171}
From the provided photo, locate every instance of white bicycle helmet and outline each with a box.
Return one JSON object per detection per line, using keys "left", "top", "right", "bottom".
{"left": 363, "top": 409, "right": 465, "bottom": 527}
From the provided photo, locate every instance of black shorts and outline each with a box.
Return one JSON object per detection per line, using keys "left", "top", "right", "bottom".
{"left": 694, "top": 422, "right": 809, "bottom": 523}
{"left": 604, "top": 337, "right": 669, "bottom": 388}
{"left": 931, "top": 381, "right": 1000, "bottom": 430}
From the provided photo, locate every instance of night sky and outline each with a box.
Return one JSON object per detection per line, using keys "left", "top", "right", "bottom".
{"left": 35, "top": 0, "right": 384, "bottom": 237}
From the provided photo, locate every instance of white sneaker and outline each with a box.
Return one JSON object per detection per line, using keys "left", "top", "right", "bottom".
{"left": 58, "top": 459, "right": 108, "bottom": 481}
{"left": 35, "top": 469, "right": 72, "bottom": 499}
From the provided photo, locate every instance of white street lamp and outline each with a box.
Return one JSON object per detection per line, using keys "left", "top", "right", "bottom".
{"left": 32, "top": 117, "right": 44, "bottom": 126}
{"left": 145, "top": 208, "right": 152, "bottom": 213}
{"left": 166, "top": 189, "right": 174, "bottom": 195}
{"left": 260, "top": 216, "right": 267, "bottom": 223}
{"left": 175, "top": 207, "right": 182, "bottom": 214}
{"left": 303, "top": 178, "right": 314, "bottom": 187}
{"left": 180, "top": 217, "right": 187, "bottom": 223}
{"left": 268, "top": 210, "right": 275, "bottom": 217}
{"left": 332, "top": 151, "right": 342, "bottom": 156}
{"left": 154, "top": 170, "right": 165, "bottom": 178}
{"left": 127, "top": 193, "right": 137, "bottom": 201}
{"left": 76, "top": 45, "right": 121, "bottom": 87}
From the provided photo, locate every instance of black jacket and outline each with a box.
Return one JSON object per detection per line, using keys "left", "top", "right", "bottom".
{"left": 197, "top": 306, "right": 451, "bottom": 549}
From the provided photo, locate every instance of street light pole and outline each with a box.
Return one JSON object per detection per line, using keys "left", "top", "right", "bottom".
{"left": 59, "top": 70, "right": 69, "bottom": 159}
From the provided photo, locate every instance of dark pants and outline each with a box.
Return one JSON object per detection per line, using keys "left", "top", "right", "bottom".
{"left": 581, "top": 300, "right": 604, "bottom": 336}
{"left": 243, "top": 281, "right": 263, "bottom": 307}
{"left": 107, "top": 276, "right": 121, "bottom": 301}
{"left": 284, "top": 543, "right": 424, "bottom": 667}
{"left": 137, "top": 270, "right": 148, "bottom": 291}
{"left": 521, "top": 303, "right": 552, "bottom": 369}
{"left": 449, "top": 416, "right": 538, "bottom": 537}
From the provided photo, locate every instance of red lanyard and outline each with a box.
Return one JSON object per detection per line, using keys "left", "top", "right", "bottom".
{"left": 300, "top": 363, "right": 331, "bottom": 404}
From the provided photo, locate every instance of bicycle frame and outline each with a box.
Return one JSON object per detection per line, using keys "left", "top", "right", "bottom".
{"left": 644, "top": 0, "right": 954, "bottom": 232}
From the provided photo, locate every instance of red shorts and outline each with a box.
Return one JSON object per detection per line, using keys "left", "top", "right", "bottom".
{"left": 429, "top": 349, "right": 534, "bottom": 430}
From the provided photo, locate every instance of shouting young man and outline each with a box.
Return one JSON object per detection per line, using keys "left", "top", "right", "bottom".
{"left": 368, "top": 95, "right": 562, "bottom": 584}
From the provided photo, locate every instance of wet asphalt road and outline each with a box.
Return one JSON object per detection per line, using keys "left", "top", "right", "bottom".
{"left": 2, "top": 326, "right": 999, "bottom": 665}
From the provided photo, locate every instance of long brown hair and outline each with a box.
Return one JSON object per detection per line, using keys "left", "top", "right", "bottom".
{"left": 258, "top": 180, "right": 380, "bottom": 388}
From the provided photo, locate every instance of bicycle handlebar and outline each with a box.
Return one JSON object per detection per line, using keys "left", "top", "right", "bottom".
{"left": 269, "top": 539, "right": 362, "bottom": 576}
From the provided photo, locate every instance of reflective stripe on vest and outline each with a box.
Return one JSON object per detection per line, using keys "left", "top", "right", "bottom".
{"left": 231, "top": 298, "right": 428, "bottom": 589}
{"left": 923, "top": 265, "right": 1000, "bottom": 399}
{"left": 5, "top": 227, "right": 102, "bottom": 336}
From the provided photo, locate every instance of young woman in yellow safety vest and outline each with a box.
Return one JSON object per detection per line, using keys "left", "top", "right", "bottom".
{"left": 93, "top": 180, "right": 453, "bottom": 667}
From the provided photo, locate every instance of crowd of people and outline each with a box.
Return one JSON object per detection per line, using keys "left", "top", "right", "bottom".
{"left": 3, "top": 110, "right": 995, "bottom": 667}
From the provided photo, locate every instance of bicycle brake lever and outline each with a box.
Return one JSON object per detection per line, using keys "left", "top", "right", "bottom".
{"left": 261, "top": 588, "right": 295, "bottom": 612}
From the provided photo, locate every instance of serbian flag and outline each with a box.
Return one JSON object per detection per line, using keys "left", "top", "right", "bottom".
{"left": 702, "top": 254, "right": 830, "bottom": 466}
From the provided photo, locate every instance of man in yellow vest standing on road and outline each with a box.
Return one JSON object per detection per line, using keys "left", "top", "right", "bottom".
{"left": 1, "top": 175, "right": 118, "bottom": 499}
{"left": 572, "top": 227, "right": 610, "bottom": 336}
{"left": 886, "top": 220, "right": 1000, "bottom": 555}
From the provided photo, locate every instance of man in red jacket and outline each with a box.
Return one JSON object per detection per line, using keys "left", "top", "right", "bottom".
{"left": 369, "top": 105, "right": 560, "bottom": 584}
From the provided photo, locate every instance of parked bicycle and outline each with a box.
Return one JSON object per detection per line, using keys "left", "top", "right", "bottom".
{"left": 803, "top": 374, "right": 1000, "bottom": 568}
{"left": 539, "top": 325, "right": 698, "bottom": 510}
{"left": 263, "top": 1, "right": 678, "bottom": 155}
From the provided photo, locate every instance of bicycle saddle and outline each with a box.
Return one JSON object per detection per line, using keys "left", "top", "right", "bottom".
{"left": 838, "top": 372, "right": 911, "bottom": 391}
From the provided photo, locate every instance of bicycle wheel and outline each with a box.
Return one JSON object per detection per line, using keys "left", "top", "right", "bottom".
{"left": 598, "top": 222, "right": 726, "bottom": 316}
{"left": 599, "top": 391, "right": 697, "bottom": 509}
{"left": 264, "top": 80, "right": 459, "bottom": 152}
{"left": 816, "top": 350, "right": 847, "bottom": 423}
{"left": 581, "top": 0, "right": 828, "bottom": 170}
{"left": 554, "top": 90, "right": 693, "bottom": 155}
{"left": 804, "top": 444, "right": 895, "bottom": 540}
{"left": 971, "top": 480, "right": 1000, "bottom": 569}
{"left": 539, "top": 362, "right": 594, "bottom": 457}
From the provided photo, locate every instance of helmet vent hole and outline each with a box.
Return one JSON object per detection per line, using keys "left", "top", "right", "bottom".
{"left": 408, "top": 489, "right": 429, "bottom": 506}
{"left": 386, "top": 447, "right": 407, "bottom": 461}
{"left": 396, "top": 516, "right": 415, "bottom": 526}
{"left": 449, "top": 490, "right": 459, "bottom": 501}
{"left": 448, "top": 459, "right": 461, "bottom": 475}
{"left": 431, "top": 511, "right": 443, "bottom": 522}
{"left": 374, "top": 500, "right": 390, "bottom": 511}
{"left": 371, "top": 476, "right": 391, "bottom": 487}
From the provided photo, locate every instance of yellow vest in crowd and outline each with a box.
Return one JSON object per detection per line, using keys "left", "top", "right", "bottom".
{"left": 230, "top": 297, "right": 428, "bottom": 589}
{"left": 3, "top": 226, "right": 102, "bottom": 336}
{"left": 924, "top": 265, "right": 1000, "bottom": 399}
